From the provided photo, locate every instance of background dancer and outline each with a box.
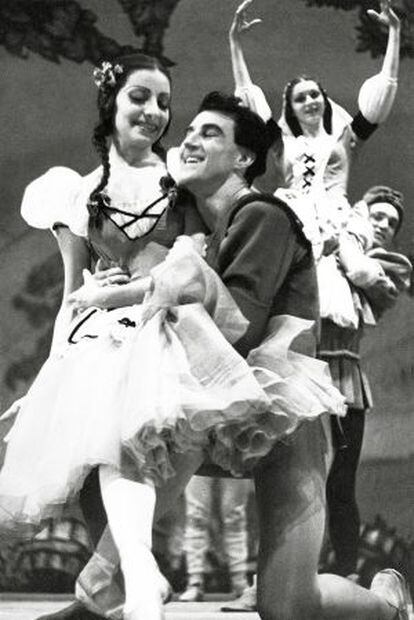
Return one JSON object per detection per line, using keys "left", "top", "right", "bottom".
{"left": 324, "top": 184, "right": 411, "bottom": 579}
{"left": 178, "top": 476, "right": 250, "bottom": 602}
{"left": 228, "top": 0, "right": 400, "bottom": 334}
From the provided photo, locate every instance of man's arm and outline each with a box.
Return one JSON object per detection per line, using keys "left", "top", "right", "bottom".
{"left": 362, "top": 251, "right": 412, "bottom": 318}
{"left": 217, "top": 200, "right": 300, "bottom": 357}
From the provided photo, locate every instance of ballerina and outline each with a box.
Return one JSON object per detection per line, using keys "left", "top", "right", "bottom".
{"left": 229, "top": 0, "right": 400, "bottom": 330}
{"left": 0, "top": 54, "right": 272, "bottom": 620}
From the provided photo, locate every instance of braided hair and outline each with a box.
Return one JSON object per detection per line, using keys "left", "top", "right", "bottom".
{"left": 88, "top": 53, "right": 172, "bottom": 227}
{"left": 283, "top": 75, "right": 332, "bottom": 137}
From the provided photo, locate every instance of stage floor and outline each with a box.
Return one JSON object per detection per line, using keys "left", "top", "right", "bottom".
{"left": 0, "top": 596, "right": 259, "bottom": 619}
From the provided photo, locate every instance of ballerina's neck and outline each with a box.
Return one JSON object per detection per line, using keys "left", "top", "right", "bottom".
{"left": 112, "top": 139, "right": 160, "bottom": 168}
{"left": 300, "top": 120, "right": 327, "bottom": 139}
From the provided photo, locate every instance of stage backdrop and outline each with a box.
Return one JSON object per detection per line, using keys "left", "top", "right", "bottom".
{"left": 0, "top": 0, "right": 413, "bottom": 540}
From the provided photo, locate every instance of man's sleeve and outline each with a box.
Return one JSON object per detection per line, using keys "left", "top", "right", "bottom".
{"left": 363, "top": 278, "right": 399, "bottom": 318}
{"left": 217, "top": 200, "right": 298, "bottom": 357}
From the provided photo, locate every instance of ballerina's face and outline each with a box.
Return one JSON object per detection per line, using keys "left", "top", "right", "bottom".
{"left": 290, "top": 80, "right": 325, "bottom": 129}
{"left": 113, "top": 68, "right": 171, "bottom": 152}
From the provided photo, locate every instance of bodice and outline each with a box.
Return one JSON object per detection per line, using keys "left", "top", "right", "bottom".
{"left": 278, "top": 127, "right": 357, "bottom": 202}
{"left": 80, "top": 147, "right": 186, "bottom": 275}
{"left": 88, "top": 198, "right": 185, "bottom": 276}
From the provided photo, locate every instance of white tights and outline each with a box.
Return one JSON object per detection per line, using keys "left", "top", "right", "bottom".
{"left": 99, "top": 465, "right": 164, "bottom": 620}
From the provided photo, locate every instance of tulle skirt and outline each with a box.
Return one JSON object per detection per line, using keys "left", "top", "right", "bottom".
{"left": 209, "top": 315, "right": 346, "bottom": 475}
{"left": 0, "top": 247, "right": 346, "bottom": 533}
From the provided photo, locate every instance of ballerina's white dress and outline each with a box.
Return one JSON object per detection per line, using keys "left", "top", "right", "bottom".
{"left": 0, "top": 147, "right": 345, "bottom": 536}
{"left": 236, "top": 69, "right": 398, "bottom": 329}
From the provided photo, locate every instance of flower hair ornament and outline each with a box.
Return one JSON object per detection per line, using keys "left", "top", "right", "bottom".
{"left": 93, "top": 61, "right": 124, "bottom": 90}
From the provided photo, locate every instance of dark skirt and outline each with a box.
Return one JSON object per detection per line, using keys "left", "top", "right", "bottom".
{"left": 318, "top": 319, "right": 372, "bottom": 413}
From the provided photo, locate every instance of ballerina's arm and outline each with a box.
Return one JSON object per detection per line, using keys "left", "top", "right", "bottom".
{"left": 1, "top": 226, "right": 91, "bottom": 421}
{"left": 354, "top": 0, "right": 400, "bottom": 134}
{"left": 229, "top": 0, "right": 273, "bottom": 123}
{"left": 67, "top": 268, "right": 152, "bottom": 312}
{"left": 229, "top": 0, "right": 261, "bottom": 91}
{"left": 51, "top": 225, "right": 91, "bottom": 352}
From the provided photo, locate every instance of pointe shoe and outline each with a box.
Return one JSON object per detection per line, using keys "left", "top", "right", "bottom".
{"left": 220, "top": 583, "right": 257, "bottom": 612}
{"left": 370, "top": 569, "right": 413, "bottom": 620}
{"left": 36, "top": 601, "right": 104, "bottom": 619}
{"left": 178, "top": 583, "right": 204, "bottom": 602}
{"left": 124, "top": 595, "right": 165, "bottom": 620}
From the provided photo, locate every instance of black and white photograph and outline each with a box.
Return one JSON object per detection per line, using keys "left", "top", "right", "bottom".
{"left": 0, "top": 1, "right": 413, "bottom": 618}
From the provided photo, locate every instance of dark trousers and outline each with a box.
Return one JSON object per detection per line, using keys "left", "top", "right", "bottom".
{"left": 326, "top": 409, "right": 365, "bottom": 576}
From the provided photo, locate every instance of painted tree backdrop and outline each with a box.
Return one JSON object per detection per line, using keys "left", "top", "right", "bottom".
{"left": 0, "top": 0, "right": 413, "bottom": 592}
{"left": 0, "top": 0, "right": 413, "bottom": 66}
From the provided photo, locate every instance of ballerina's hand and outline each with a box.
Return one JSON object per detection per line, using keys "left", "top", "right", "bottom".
{"left": 367, "top": 0, "right": 400, "bottom": 29}
{"left": 230, "top": 0, "right": 262, "bottom": 41}
{"left": 0, "top": 396, "right": 26, "bottom": 422}
{"left": 68, "top": 269, "right": 104, "bottom": 312}
{"left": 92, "top": 259, "right": 131, "bottom": 287}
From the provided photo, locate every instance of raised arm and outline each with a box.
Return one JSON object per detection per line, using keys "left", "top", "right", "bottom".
{"left": 229, "top": 0, "right": 261, "bottom": 90}
{"left": 229, "top": 0, "right": 274, "bottom": 126}
{"left": 356, "top": 0, "right": 400, "bottom": 131}
{"left": 367, "top": 0, "right": 400, "bottom": 80}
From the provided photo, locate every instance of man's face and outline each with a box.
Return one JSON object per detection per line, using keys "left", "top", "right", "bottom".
{"left": 369, "top": 202, "right": 400, "bottom": 249}
{"left": 176, "top": 110, "right": 243, "bottom": 193}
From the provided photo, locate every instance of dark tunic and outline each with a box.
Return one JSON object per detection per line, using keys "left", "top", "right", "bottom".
{"left": 206, "top": 193, "right": 319, "bottom": 358}
{"left": 199, "top": 193, "right": 319, "bottom": 477}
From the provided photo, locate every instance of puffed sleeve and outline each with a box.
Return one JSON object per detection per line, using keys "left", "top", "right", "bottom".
{"left": 21, "top": 166, "right": 89, "bottom": 237}
{"left": 357, "top": 71, "right": 398, "bottom": 125}
{"left": 235, "top": 83, "right": 273, "bottom": 123}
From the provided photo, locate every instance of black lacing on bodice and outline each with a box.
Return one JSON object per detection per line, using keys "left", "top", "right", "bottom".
{"left": 99, "top": 193, "right": 169, "bottom": 241}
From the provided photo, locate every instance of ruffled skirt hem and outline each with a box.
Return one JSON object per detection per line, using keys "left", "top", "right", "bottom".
{"left": 0, "top": 293, "right": 345, "bottom": 532}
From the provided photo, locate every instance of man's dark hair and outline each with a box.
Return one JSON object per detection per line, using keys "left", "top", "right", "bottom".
{"left": 198, "top": 91, "right": 271, "bottom": 185}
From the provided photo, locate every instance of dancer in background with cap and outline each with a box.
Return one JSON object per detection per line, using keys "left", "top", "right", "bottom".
{"left": 323, "top": 185, "right": 411, "bottom": 580}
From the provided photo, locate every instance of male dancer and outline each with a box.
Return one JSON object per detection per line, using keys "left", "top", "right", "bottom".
{"left": 224, "top": 184, "right": 412, "bottom": 612}
{"left": 324, "top": 185, "right": 411, "bottom": 580}
{"left": 39, "top": 95, "right": 411, "bottom": 620}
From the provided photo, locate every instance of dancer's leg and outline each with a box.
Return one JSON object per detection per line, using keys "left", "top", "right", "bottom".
{"left": 179, "top": 475, "right": 212, "bottom": 600}
{"left": 74, "top": 449, "right": 204, "bottom": 618}
{"left": 255, "top": 419, "right": 396, "bottom": 620}
{"left": 220, "top": 478, "right": 250, "bottom": 594}
{"left": 326, "top": 410, "right": 365, "bottom": 576}
{"left": 99, "top": 465, "right": 164, "bottom": 620}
